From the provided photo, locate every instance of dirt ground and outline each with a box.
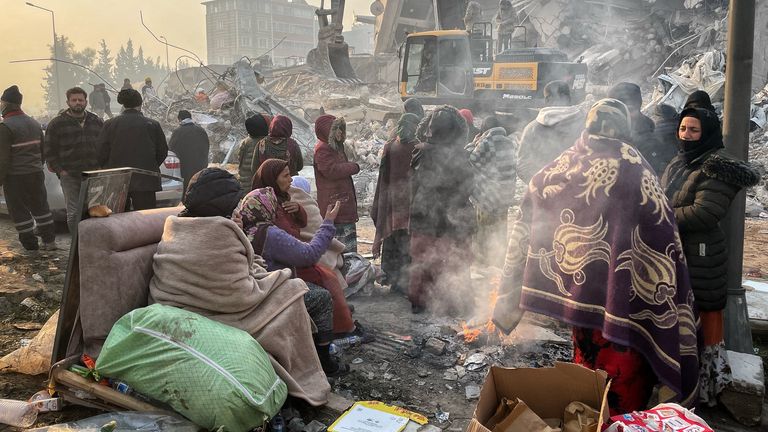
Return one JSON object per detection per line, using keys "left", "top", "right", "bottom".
{"left": 0, "top": 216, "right": 767, "bottom": 431}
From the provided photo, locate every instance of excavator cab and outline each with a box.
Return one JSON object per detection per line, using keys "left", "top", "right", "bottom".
{"left": 400, "top": 31, "right": 474, "bottom": 105}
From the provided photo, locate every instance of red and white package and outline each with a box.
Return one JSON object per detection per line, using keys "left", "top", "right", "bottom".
{"left": 604, "top": 403, "right": 713, "bottom": 432}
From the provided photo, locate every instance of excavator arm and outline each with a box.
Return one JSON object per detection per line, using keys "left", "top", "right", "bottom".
{"left": 307, "top": 0, "right": 359, "bottom": 81}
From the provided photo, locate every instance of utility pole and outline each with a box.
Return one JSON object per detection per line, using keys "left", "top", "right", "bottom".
{"left": 160, "top": 36, "right": 170, "bottom": 73}
{"left": 26, "top": 2, "right": 61, "bottom": 110}
{"left": 722, "top": 0, "right": 756, "bottom": 354}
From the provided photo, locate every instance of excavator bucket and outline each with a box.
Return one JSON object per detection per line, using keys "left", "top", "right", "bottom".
{"left": 308, "top": 42, "right": 359, "bottom": 81}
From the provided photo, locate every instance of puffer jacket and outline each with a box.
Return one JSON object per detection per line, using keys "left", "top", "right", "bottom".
{"left": 662, "top": 151, "right": 760, "bottom": 311}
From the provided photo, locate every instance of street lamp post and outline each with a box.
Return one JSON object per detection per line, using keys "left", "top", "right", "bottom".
{"left": 26, "top": 2, "right": 61, "bottom": 110}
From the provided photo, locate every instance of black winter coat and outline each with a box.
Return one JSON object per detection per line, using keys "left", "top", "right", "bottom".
{"left": 632, "top": 113, "right": 677, "bottom": 176}
{"left": 662, "top": 151, "right": 760, "bottom": 311}
{"left": 97, "top": 110, "right": 168, "bottom": 192}
{"left": 168, "top": 122, "right": 210, "bottom": 192}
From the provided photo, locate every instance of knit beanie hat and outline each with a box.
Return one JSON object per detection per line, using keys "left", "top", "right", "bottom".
{"left": 245, "top": 113, "right": 270, "bottom": 138}
{"left": 117, "top": 89, "right": 142, "bottom": 108}
{"left": 1, "top": 86, "right": 23, "bottom": 104}
{"left": 180, "top": 168, "right": 242, "bottom": 218}
{"left": 608, "top": 82, "right": 642, "bottom": 111}
{"left": 178, "top": 110, "right": 192, "bottom": 121}
{"left": 585, "top": 98, "right": 632, "bottom": 141}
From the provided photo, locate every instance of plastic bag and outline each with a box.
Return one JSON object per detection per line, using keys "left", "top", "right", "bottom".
{"left": 0, "top": 310, "right": 58, "bottom": 375}
{"left": 26, "top": 411, "right": 201, "bottom": 432}
{"left": 343, "top": 253, "right": 376, "bottom": 297}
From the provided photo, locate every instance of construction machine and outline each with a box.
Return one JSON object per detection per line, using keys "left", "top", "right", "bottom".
{"left": 399, "top": 23, "right": 588, "bottom": 111}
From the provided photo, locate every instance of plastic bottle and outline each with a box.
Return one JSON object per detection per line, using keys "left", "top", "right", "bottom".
{"left": 0, "top": 399, "right": 38, "bottom": 428}
{"left": 270, "top": 414, "right": 285, "bottom": 432}
{"left": 328, "top": 343, "right": 340, "bottom": 355}
{"left": 332, "top": 335, "right": 363, "bottom": 348}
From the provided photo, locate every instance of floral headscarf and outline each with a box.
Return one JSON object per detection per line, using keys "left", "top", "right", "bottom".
{"left": 234, "top": 187, "right": 280, "bottom": 254}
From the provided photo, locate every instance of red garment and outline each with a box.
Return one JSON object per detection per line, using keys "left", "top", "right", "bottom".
{"left": 269, "top": 115, "right": 293, "bottom": 138}
{"left": 297, "top": 264, "right": 354, "bottom": 333}
{"left": 371, "top": 136, "right": 416, "bottom": 255}
{"left": 458, "top": 109, "right": 474, "bottom": 125}
{"left": 408, "top": 233, "right": 471, "bottom": 309}
{"left": 313, "top": 140, "right": 360, "bottom": 224}
{"left": 572, "top": 327, "right": 656, "bottom": 416}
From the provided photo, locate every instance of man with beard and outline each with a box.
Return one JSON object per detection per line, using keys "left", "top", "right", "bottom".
{"left": 45, "top": 87, "right": 104, "bottom": 233}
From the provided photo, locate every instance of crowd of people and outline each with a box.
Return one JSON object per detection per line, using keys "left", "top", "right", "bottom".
{"left": 0, "top": 75, "right": 759, "bottom": 415}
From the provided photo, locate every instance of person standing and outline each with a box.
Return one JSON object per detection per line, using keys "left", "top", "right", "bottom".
{"left": 494, "top": 0, "right": 518, "bottom": 52}
{"left": 517, "top": 81, "right": 585, "bottom": 183}
{"left": 237, "top": 113, "right": 271, "bottom": 191}
{"left": 253, "top": 115, "right": 304, "bottom": 176}
{"left": 494, "top": 99, "right": 699, "bottom": 414}
{"left": 313, "top": 115, "right": 360, "bottom": 253}
{"left": 372, "top": 113, "right": 421, "bottom": 294}
{"left": 662, "top": 107, "right": 760, "bottom": 405}
{"left": 98, "top": 88, "right": 168, "bottom": 211}
{"left": 0, "top": 86, "right": 57, "bottom": 250}
{"left": 45, "top": 87, "right": 104, "bottom": 234}
{"left": 168, "top": 110, "right": 210, "bottom": 193}
{"left": 609, "top": 82, "right": 675, "bottom": 175}
{"left": 89, "top": 83, "right": 113, "bottom": 119}
{"left": 121, "top": 78, "right": 133, "bottom": 91}
{"left": 408, "top": 106, "right": 475, "bottom": 314}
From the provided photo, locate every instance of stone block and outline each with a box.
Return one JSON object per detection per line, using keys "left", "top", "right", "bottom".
{"left": 424, "top": 337, "right": 447, "bottom": 356}
{"left": 720, "top": 350, "right": 765, "bottom": 426}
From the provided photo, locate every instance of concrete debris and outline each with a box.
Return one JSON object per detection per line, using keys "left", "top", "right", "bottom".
{"left": 303, "top": 420, "right": 328, "bottom": 432}
{"left": 424, "top": 337, "right": 448, "bottom": 356}
{"left": 442, "top": 370, "right": 458, "bottom": 381}
{"left": 465, "top": 385, "right": 482, "bottom": 400}
{"left": 720, "top": 351, "right": 765, "bottom": 426}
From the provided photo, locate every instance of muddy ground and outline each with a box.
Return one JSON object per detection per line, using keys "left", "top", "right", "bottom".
{"left": 1, "top": 216, "right": 767, "bottom": 431}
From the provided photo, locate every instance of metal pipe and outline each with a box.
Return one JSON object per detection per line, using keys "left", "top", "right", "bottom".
{"left": 27, "top": 2, "right": 61, "bottom": 110}
{"left": 722, "top": 0, "right": 756, "bottom": 354}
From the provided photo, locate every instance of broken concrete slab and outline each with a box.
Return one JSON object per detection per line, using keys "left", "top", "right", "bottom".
{"left": 0, "top": 284, "right": 44, "bottom": 305}
{"left": 465, "top": 385, "right": 481, "bottom": 400}
{"left": 720, "top": 350, "right": 765, "bottom": 426}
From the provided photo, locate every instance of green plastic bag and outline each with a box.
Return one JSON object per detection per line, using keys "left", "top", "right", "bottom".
{"left": 95, "top": 304, "right": 287, "bottom": 432}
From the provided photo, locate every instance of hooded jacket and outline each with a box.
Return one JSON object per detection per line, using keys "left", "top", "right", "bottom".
{"left": 410, "top": 106, "right": 475, "bottom": 238}
{"left": 516, "top": 105, "right": 584, "bottom": 183}
{"left": 313, "top": 117, "right": 359, "bottom": 224}
{"left": 662, "top": 108, "right": 761, "bottom": 311}
{"left": 254, "top": 115, "right": 304, "bottom": 176}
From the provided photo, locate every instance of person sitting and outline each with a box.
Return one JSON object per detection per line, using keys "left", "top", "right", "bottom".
{"left": 235, "top": 187, "right": 354, "bottom": 373}
{"left": 252, "top": 159, "right": 372, "bottom": 342}
{"left": 149, "top": 168, "right": 336, "bottom": 404}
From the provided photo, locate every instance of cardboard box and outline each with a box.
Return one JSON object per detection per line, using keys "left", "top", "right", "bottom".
{"left": 466, "top": 362, "right": 610, "bottom": 432}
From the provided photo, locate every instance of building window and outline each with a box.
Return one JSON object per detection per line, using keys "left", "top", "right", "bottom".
{"left": 258, "top": 38, "right": 269, "bottom": 49}
{"left": 217, "top": 39, "right": 227, "bottom": 49}
{"left": 217, "top": 20, "right": 225, "bottom": 30}
{"left": 240, "top": 36, "right": 252, "bottom": 47}
{"left": 241, "top": 17, "right": 251, "bottom": 29}
{"left": 257, "top": 20, "right": 267, "bottom": 31}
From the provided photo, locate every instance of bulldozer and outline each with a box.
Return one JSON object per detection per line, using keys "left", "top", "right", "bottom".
{"left": 307, "top": 0, "right": 359, "bottom": 81}
{"left": 399, "top": 23, "right": 588, "bottom": 111}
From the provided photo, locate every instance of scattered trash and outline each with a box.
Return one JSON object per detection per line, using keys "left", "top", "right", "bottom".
{"left": 442, "top": 370, "right": 458, "bottom": 381}
{"left": 31, "top": 274, "right": 44, "bottom": 283}
{"left": 25, "top": 411, "right": 200, "bottom": 432}
{"left": 351, "top": 358, "right": 364, "bottom": 365}
{"left": 303, "top": 420, "right": 328, "bottom": 432}
{"left": 0, "top": 310, "right": 59, "bottom": 375}
{"left": 0, "top": 399, "right": 37, "bottom": 428}
{"left": 435, "top": 408, "right": 450, "bottom": 423}
{"left": 20, "top": 297, "right": 43, "bottom": 311}
{"left": 464, "top": 353, "right": 488, "bottom": 372}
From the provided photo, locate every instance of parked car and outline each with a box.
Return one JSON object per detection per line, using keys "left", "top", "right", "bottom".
{"left": 0, "top": 152, "right": 184, "bottom": 220}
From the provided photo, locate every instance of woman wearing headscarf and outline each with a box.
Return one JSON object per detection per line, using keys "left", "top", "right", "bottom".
{"left": 409, "top": 106, "right": 476, "bottom": 314}
{"left": 235, "top": 187, "right": 349, "bottom": 376}
{"left": 371, "top": 113, "right": 421, "bottom": 294}
{"left": 253, "top": 115, "right": 304, "bottom": 176}
{"left": 493, "top": 99, "right": 700, "bottom": 414}
{"left": 252, "top": 158, "right": 365, "bottom": 339}
{"left": 238, "top": 113, "right": 272, "bottom": 191}
{"left": 313, "top": 115, "right": 360, "bottom": 253}
{"left": 662, "top": 107, "right": 760, "bottom": 405}
{"left": 150, "top": 168, "right": 332, "bottom": 403}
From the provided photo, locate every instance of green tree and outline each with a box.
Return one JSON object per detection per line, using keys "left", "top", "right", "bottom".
{"left": 42, "top": 35, "right": 97, "bottom": 112}
{"left": 115, "top": 39, "right": 138, "bottom": 82}
{"left": 94, "top": 39, "right": 114, "bottom": 86}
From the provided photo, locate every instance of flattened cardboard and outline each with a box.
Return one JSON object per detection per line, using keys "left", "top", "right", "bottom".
{"left": 466, "top": 362, "right": 610, "bottom": 432}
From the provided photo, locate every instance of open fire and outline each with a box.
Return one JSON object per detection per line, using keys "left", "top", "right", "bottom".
{"left": 459, "top": 277, "right": 502, "bottom": 344}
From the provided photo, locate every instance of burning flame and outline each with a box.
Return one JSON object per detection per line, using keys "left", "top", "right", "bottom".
{"left": 460, "top": 277, "right": 501, "bottom": 343}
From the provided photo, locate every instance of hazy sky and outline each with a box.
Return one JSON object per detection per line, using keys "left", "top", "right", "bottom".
{"left": 0, "top": 0, "right": 371, "bottom": 113}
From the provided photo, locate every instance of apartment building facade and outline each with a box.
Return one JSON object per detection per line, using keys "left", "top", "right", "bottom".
{"left": 204, "top": 0, "right": 317, "bottom": 66}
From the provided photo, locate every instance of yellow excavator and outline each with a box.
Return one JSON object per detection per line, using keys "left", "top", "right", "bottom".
{"left": 399, "top": 23, "right": 588, "bottom": 111}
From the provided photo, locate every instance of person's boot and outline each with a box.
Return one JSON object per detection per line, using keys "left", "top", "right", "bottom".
{"left": 315, "top": 343, "right": 349, "bottom": 378}
{"left": 18, "top": 232, "right": 39, "bottom": 251}
{"left": 40, "top": 241, "right": 58, "bottom": 251}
